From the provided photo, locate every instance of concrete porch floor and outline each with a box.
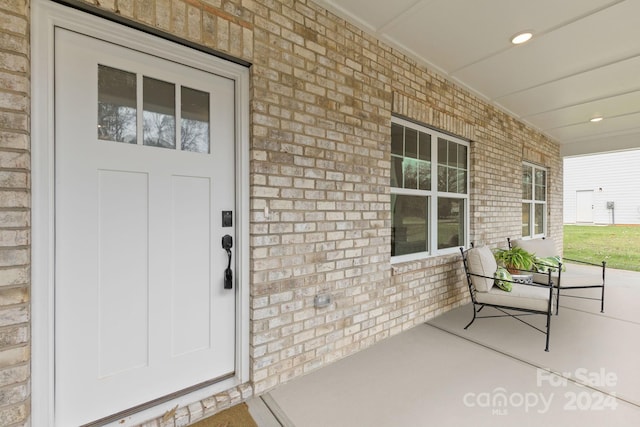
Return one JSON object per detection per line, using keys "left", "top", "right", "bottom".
{"left": 249, "top": 265, "right": 640, "bottom": 426}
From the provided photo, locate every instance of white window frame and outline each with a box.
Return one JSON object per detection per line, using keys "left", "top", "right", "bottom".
{"left": 522, "top": 162, "right": 547, "bottom": 239}
{"left": 391, "top": 116, "right": 470, "bottom": 264}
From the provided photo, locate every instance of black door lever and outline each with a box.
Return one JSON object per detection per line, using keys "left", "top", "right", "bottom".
{"left": 222, "top": 235, "right": 233, "bottom": 289}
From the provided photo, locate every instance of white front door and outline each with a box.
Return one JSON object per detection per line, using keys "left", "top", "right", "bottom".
{"left": 55, "top": 28, "right": 237, "bottom": 426}
{"left": 576, "top": 190, "right": 594, "bottom": 223}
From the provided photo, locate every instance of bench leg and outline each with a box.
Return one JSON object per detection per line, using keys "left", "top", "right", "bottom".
{"left": 464, "top": 304, "right": 478, "bottom": 330}
{"left": 545, "top": 310, "right": 551, "bottom": 352}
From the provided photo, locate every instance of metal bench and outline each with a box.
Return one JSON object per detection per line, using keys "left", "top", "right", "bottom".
{"left": 460, "top": 245, "right": 555, "bottom": 351}
{"left": 508, "top": 237, "right": 606, "bottom": 315}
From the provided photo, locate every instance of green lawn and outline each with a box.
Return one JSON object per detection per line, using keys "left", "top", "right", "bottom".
{"left": 563, "top": 225, "right": 640, "bottom": 272}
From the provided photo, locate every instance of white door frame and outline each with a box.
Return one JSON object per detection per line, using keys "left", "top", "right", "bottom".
{"left": 31, "top": 1, "right": 250, "bottom": 425}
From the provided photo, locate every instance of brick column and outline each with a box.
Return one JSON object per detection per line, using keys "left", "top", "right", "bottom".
{"left": 0, "top": 0, "right": 31, "bottom": 425}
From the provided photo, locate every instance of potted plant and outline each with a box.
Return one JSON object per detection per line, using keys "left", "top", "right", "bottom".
{"left": 493, "top": 247, "right": 535, "bottom": 274}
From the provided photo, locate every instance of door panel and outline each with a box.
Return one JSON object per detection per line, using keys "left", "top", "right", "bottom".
{"left": 576, "top": 190, "right": 594, "bottom": 223}
{"left": 98, "top": 170, "right": 150, "bottom": 377}
{"left": 55, "top": 28, "right": 236, "bottom": 426}
{"left": 171, "top": 175, "right": 212, "bottom": 357}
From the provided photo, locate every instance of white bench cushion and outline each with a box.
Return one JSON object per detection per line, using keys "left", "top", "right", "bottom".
{"left": 466, "top": 246, "right": 497, "bottom": 293}
{"left": 511, "top": 238, "right": 557, "bottom": 258}
{"left": 476, "top": 282, "right": 554, "bottom": 312}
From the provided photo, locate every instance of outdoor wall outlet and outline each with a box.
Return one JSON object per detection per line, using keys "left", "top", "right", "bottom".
{"left": 314, "top": 293, "right": 332, "bottom": 308}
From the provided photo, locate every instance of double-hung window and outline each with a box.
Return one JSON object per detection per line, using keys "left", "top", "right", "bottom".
{"left": 391, "top": 117, "right": 469, "bottom": 262}
{"left": 522, "top": 163, "right": 547, "bottom": 238}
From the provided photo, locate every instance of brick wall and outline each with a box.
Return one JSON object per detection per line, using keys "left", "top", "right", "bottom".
{"left": 5, "top": 0, "right": 563, "bottom": 425}
{"left": 0, "top": 0, "right": 30, "bottom": 425}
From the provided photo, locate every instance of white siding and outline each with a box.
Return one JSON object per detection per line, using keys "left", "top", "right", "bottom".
{"left": 564, "top": 150, "right": 640, "bottom": 224}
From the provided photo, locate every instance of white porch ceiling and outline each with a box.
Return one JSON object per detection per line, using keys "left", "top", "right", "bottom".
{"left": 313, "top": 0, "right": 640, "bottom": 156}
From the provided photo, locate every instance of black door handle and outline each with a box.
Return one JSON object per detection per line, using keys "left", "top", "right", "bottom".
{"left": 222, "top": 235, "right": 233, "bottom": 289}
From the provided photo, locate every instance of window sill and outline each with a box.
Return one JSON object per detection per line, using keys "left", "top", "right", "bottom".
{"left": 391, "top": 248, "right": 461, "bottom": 276}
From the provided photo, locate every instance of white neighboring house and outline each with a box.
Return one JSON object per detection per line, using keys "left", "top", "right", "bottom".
{"left": 564, "top": 150, "right": 640, "bottom": 225}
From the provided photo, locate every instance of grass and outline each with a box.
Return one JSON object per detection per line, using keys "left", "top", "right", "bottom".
{"left": 563, "top": 225, "right": 640, "bottom": 272}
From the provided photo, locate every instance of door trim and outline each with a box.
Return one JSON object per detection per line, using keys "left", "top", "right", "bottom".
{"left": 31, "top": 1, "right": 250, "bottom": 425}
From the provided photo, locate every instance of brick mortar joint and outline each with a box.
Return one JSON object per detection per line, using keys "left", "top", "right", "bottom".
{"left": 0, "top": 26, "right": 28, "bottom": 39}
{"left": 0, "top": 262, "right": 29, "bottom": 270}
{"left": 0, "top": 377, "right": 29, "bottom": 394}
{"left": 0, "top": 298, "right": 29, "bottom": 307}
{"left": 0, "top": 2, "right": 29, "bottom": 14}
{"left": 0, "top": 105, "right": 30, "bottom": 114}
{"left": 0, "top": 46, "right": 30, "bottom": 58}
{"left": 0, "top": 186, "right": 30, "bottom": 190}
{"left": 0, "top": 359, "right": 29, "bottom": 371}
{"left": 0, "top": 341, "right": 29, "bottom": 356}
{"left": 0, "top": 216, "right": 31, "bottom": 221}
{"left": 0, "top": 282, "right": 29, "bottom": 291}
{"left": 0, "top": 87, "right": 31, "bottom": 99}
{"left": 0, "top": 150, "right": 30, "bottom": 158}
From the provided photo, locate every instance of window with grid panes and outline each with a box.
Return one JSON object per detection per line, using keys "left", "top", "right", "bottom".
{"left": 522, "top": 163, "right": 547, "bottom": 238}
{"left": 391, "top": 117, "right": 469, "bottom": 261}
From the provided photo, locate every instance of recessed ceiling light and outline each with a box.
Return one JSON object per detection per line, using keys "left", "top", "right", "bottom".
{"left": 511, "top": 32, "right": 533, "bottom": 45}
{"left": 590, "top": 117, "right": 603, "bottom": 123}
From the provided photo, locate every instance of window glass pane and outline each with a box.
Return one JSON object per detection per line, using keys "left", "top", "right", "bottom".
{"left": 522, "top": 203, "right": 531, "bottom": 237}
{"left": 522, "top": 165, "right": 533, "bottom": 199}
{"left": 143, "top": 76, "right": 176, "bottom": 149}
{"left": 457, "top": 170, "right": 467, "bottom": 194}
{"left": 535, "top": 169, "right": 546, "bottom": 201}
{"left": 457, "top": 145, "right": 467, "bottom": 169}
{"left": 391, "top": 156, "right": 403, "bottom": 188}
{"left": 535, "top": 204, "right": 544, "bottom": 235}
{"left": 98, "top": 65, "right": 137, "bottom": 143}
{"left": 392, "top": 194, "right": 428, "bottom": 256}
{"left": 535, "top": 169, "right": 545, "bottom": 186}
{"left": 418, "top": 160, "right": 431, "bottom": 190}
{"left": 403, "top": 159, "right": 418, "bottom": 189}
{"left": 438, "top": 138, "right": 447, "bottom": 165}
{"left": 447, "top": 141, "right": 457, "bottom": 167}
{"left": 181, "top": 86, "right": 210, "bottom": 153}
{"left": 418, "top": 132, "right": 431, "bottom": 161}
{"left": 391, "top": 123, "right": 404, "bottom": 156}
{"left": 405, "top": 128, "right": 418, "bottom": 158}
{"left": 438, "top": 165, "right": 447, "bottom": 192}
{"left": 438, "top": 198, "right": 464, "bottom": 249}
{"left": 447, "top": 167, "right": 457, "bottom": 192}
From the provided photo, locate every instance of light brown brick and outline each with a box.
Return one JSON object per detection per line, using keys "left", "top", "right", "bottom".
{"left": 0, "top": 191, "right": 28, "bottom": 208}
{"left": 0, "top": 346, "right": 28, "bottom": 368}
{"left": 187, "top": 4, "right": 202, "bottom": 41}
{"left": 0, "top": 132, "right": 27, "bottom": 150}
{"left": 0, "top": 12, "right": 27, "bottom": 35}
{"left": 0, "top": 402, "right": 27, "bottom": 425}
{"left": 0, "top": 0, "right": 27, "bottom": 14}
{"left": 0, "top": 249, "right": 28, "bottom": 267}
